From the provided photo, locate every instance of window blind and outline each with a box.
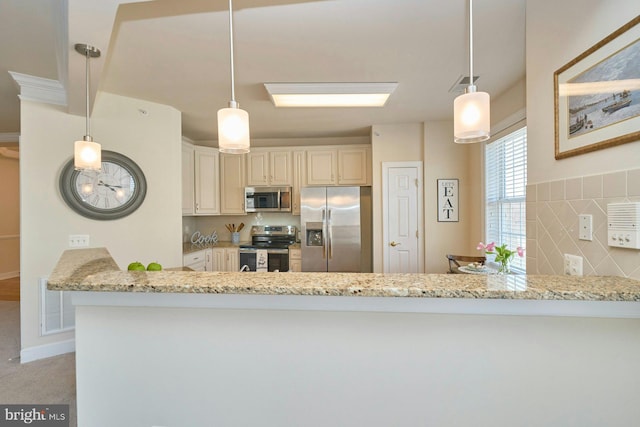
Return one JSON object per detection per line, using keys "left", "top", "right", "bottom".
{"left": 485, "top": 127, "right": 527, "bottom": 272}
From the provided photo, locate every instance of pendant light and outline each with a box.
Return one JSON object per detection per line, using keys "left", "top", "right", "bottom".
{"left": 74, "top": 43, "right": 102, "bottom": 169}
{"left": 453, "top": 0, "right": 490, "bottom": 143}
{"left": 218, "top": 0, "right": 250, "bottom": 154}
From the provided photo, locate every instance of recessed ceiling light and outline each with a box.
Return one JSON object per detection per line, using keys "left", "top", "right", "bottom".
{"left": 264, "top": 82, "right": 398, "bottom": 107}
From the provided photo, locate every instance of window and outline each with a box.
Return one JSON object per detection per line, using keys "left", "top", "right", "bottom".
{"left": 485, "top": 126, "right": 527, "bottom": 272}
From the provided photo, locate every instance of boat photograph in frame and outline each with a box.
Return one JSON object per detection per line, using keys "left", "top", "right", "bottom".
{"left": 554, "top": 15, "right": 640, "bottom": 159}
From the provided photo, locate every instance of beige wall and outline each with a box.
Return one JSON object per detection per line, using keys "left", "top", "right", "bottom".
{"left": 423, "top": 121, "right": 482, "bottom": 273}
{"left": 0, "top": 149, "right": 20, "bottom": 278}
{"left": 527, "top": 0, "right": 639, "bottom": 183}
{"left": 19, "top": 92, "right": 183, "bottom": 354}
{"left": 371, "top": 123, "right": 423, "bottom": 272}
{"left": 526, "top": 0, "right": 640, "bottom": 277}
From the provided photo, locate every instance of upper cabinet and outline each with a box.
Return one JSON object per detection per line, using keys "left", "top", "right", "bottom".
{"left": 182, "top": 143, "right": 371, "bottom": 216}
{"left": 292, "top": 150, "right": 306, "bottom": 215}
{"left": 306, "top": 148, "right": 337, "bottom": 186}
{"left": 306, "top": 145, "right": 370, "bottom": 186}
{"left": 338, "top": 146, "right": 370, "bottom": 185}
{"left": 181, "top": 141, "right": 195, "bottom": 215}
{"left": 194, "top": 146, "right": 220, "bottom": 215}
{"left": 220, "top": 152, "right": 246, "bottom": 215}
{"left": 246, "top": 149, "right": 292, "bottom": 186}
{"left": 182, "top": 141, "right": 220, "bottom": 216}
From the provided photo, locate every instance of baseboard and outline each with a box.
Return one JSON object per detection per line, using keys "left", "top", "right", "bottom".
{"left": 20, "top": 338, "right": 75, "bottom": 364}
{"left": 0, "top": 271, "right": 19, "bottom": 280}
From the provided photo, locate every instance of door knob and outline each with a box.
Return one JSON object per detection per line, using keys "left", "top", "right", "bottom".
{"left": 390, "top": 241, "right": 400, "bottom": 247}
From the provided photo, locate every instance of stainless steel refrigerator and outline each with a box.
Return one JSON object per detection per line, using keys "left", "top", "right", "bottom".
{"left": 301, "top": 186, "right": 371, "bottom": 272}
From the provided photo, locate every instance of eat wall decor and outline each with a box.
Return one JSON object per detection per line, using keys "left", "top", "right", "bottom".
{"left": 437, "top": 179, "right": 459, "bottom": 222}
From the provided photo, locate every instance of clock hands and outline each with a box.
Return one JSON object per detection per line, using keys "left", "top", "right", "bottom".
{"left": 97, "top": 180, "right": 123, "bottom": 192}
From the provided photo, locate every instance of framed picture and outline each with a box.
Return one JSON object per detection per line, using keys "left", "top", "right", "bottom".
{"left": 554, "top": 15, "right": 640, "bottom": 160}
{"left": 437, "top": 179, "right": 458, "bottom": 222}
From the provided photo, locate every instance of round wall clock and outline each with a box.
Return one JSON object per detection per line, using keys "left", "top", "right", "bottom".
{"left": 59, "top": 150, "right": 147, "bottom": 220}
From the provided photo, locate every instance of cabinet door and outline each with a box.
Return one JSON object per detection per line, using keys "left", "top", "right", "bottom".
{"left": 289, "top": 248, "right": 301, "bottom": 272}
{"left": 183, "top": 250, "right": 206, "bottom": 271}
{"left": 210, "top": 248, "right": 226, "bottom": 271}
{"left": 194, "top": 146, "right": 220, "bottom": 215}
{"left": 289, "top": 259, "right": 302, "bottom": 272}
{"left": 338, "top": 146, "right": 369, "bottom": 185}
{"left": 306, "top": 149, "right": 337, "bottom": 186}
{"left": 269, "top": 150, "right": 292, "bottom": 186}
{"left": 292, "top": 150, "right": 305, "bottom": 215}
{"left": 246, "top": 151, "right": 269, "bottom": 186}
{"left": 204, "top": 249, "right": 213, "bottom": 271}
{"left": 225, "top": 248, "right": 239, "bottom": 272}
{"left": 181, "top": 142, "right": 195, "bottom": 215}
{"left": 220, "top": 153, "right": 246, "bottom": 214}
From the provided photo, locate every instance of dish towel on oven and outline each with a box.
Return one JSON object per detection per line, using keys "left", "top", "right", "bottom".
{"left": 256, "top": 250, "right": 268, "bottom": 272}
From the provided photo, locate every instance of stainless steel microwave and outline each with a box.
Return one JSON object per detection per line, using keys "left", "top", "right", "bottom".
{"left": 245, "top": 187, "right": 292, "bottom": 212}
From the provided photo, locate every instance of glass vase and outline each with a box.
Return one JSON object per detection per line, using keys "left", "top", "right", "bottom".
{"left": 498, "top": 261, "right": 511, "bottom": 275}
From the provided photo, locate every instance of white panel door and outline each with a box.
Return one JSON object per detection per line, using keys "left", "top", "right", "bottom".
{"left": 385, "top": 166, "right": 420, "bottom": 273}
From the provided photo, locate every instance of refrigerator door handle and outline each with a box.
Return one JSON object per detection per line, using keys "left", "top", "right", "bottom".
{"left": 322, "top": 209, "right": 327, "bottom": 259}
{"left": 327, "top": 209, "right": 333, "bottom": 259}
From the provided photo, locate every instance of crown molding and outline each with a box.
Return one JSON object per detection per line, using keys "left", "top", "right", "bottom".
{"left": 8, "top": 71, "right": 67, "bottom": 106}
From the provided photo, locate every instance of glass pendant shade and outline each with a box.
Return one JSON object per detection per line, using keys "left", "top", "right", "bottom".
{"left": 217, "top": 106, "right": 250, "bottom": 154}
{"left": 453, "top": 89, "right": 490, "bottom": 143}
{"left": 74, "top": 138, "right": 101, "bottom": 170}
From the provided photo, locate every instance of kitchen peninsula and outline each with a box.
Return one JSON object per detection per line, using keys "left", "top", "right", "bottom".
{"left": 49, "top": 248, "right": 640, "bottom": 427}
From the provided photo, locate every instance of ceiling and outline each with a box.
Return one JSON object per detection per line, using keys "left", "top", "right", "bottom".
{"left": 0, "top": 0, "right": 525, "bottom": 143}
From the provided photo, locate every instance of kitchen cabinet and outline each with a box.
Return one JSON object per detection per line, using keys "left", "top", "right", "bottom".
{"left": 211, "top": 247, "right": 239, "bottom": 271}
{"left": 220, "top": 153, "right": 246, "bottom": 215}
{"left": 194, "top": 146, "right": 220, "bottom": 215}
{"left": 183, "top": 249, "right": 209, "bottom": 272}
{"left": 306, "top": 148, "right": 337, "bottom": 185}
{"left": 306, "top": 145, "right": 370, "bottom": 186}
{"left": 181, "top": 141, "right": 195, "bottom": 215}
{"left": 338, "top": 146, "right": 370, "bottom": 185}
{"left": 289, "top": 247, "right": 301, "bottom": 272}
{"left": 246, "top": 149, "right": 292, "bottom": 186}
{"left": 292, "top": 150, "right": 305, "bottom": 215}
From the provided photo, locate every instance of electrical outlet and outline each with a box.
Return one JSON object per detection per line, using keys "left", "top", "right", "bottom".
{"left": 69, "top": 234, "right": 90, "bottom": 248}
{"left": 563, "top": 254, "right": 583, "bottom": 276}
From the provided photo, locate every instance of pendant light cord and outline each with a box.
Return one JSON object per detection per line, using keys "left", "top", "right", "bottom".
{"left": 228, "top": 0, "right": 236, "bottom": 104}
{"left": 468, "top": 0, "right": 474, "bottom": 91}
{"left": 85, "top": 47, "right": 91, "bottom": 138}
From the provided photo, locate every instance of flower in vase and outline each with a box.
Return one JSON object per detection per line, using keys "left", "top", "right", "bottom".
{"left": 477, "top": 242, "right": 524, "bottom": 273}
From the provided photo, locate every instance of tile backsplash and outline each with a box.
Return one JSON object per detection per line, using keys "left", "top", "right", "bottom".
{"left": 527, "top": 169, "right": 640, "bottom": 280}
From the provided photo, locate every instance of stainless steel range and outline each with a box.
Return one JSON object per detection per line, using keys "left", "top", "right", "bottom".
{"left": 239, "top": 225, "right": 297, "bottom": 272}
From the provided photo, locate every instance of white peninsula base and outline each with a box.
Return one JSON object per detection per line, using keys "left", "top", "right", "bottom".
{"left": 73, "top": 293, "right": 640, "bottom": 427}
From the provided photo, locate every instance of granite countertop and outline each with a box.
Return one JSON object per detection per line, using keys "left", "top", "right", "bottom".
{"left": 288, "top": 243, "right": 301, "bottom": 250}
{"left": 48, "top": 248, "right": 640, "bottom": 301}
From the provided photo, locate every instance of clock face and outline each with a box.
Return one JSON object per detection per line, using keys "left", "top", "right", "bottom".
{"left": 59, "top": 150, "right": 147, "bottom": 220}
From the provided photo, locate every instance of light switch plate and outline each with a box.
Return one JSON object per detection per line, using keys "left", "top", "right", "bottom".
{"left": 578, "top": 214, "right": 592, "bottom": 241}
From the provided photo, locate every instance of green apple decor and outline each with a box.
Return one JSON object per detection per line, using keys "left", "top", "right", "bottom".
{"left": 127, "top": 262, "right": 145, "bottom": 271}
{"left": 146, "top": 262, "right": 162, "bottom": 271}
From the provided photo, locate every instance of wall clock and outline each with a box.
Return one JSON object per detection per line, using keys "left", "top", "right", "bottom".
{"left": 59, "top": 150, "right": 147, "bottom": 220}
